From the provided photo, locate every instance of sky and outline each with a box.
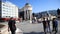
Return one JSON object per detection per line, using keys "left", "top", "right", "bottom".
{"left": 4, "top": 0, "right": 60, "bottom": 13}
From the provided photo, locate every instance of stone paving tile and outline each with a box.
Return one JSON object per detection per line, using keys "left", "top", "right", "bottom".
{"left": 0, "top": 20, "right": 60, "bottom": 34}
{"left": 9, "top": 28, "right": 23, "bottom": 34}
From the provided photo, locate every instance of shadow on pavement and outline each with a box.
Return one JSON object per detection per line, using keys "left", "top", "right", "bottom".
{"left": 23, "top": 32, "right": 44, "bottom": 34}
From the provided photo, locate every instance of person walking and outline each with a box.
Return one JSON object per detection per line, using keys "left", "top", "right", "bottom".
{"left": 8, "top": 17, "right": 16, "bottom": 34}
{"left": 32, "top": 17, "right": 36, "bottom": 23}
{"left": 45, "top": 18, "right": 51, "bottom": 34}
{"left": 42, "top": 18, "right": 46, "bottom": 34}
{"left": 52, "top": 18, "right": 58, "bottom": 34}
{"left": 20, "top": 17, "right": 23, "bottom": 22}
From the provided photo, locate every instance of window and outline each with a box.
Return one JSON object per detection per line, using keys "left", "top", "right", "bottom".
{"left": 2, "top": 7, "right": 6, "bottom": 9}
{"left": 9, "top": 16, "right": 10, "bottom": 17}
{"left": 6, "top": 16, "right": 7, "bottom": 17}
{"left": 3, "top": 9, "right": 5, "bottom": 11}
{"left": 3, "top": 16, "right": 5, "bottom": 18}
{"left": 3, "top": 4, "right": 5, "bottom": 6}
{"left": 3, "top": 13, "right": 5, "bottom": 14}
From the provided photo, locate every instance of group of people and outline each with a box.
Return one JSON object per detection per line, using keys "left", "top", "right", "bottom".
{"left": 8, "top": 17, "right": 58, "bottom": 34}
{"left": 42, "top": 18, "right": 58, "bottom": 34}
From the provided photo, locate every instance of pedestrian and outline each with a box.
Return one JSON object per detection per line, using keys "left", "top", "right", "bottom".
{"left": 34, "top": 17, "right": 37, "bottom": 23}
{"left": 8, "top": 17, "right": 16, "bottom": 34}
{"left": 45, "top": 18, "right": 51, "bottom": 34}
{"left": 32, "top": 16, "right": 36, "bottom": 23}
{"left": 32, "top": 17, "right": 35, "bottom": 23}
{"left": 20, "top": 17, "right": 23, "bottom": 22}
{"left": 42, "top": 18, "right": 46, "bottom": 34}
{"left": 52, "top": 18, "right": 58, "bottom": 34}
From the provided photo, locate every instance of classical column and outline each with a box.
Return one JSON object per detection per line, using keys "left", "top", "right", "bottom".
{"left": 26, "top": 10, "right": 28, "bottom": 20}
{"left": 27, "top": 10, "right": 30, "bottom": 20}
{"left": 24, "top": 11, "right": 26, "bottom": 20}
{"left": 26, "top": 10, "right": 27, "bottom": 20}
{"left": 30, "top": 10, "right": 32, "bottom": 23}
{"left": 28, "top": 11, "right": 30, "bottom": 20}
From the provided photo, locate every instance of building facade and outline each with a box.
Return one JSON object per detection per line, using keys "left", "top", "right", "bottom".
{"left": 48, "top": 10, "right": 57, "bottom": 16}
{"left": 0, "top": 1, "right": 18, "bottom": 21}
{"left": 41, "top": 11, "right": 49, "bottom": 18}
{"left": 18, "top": 3, "right": 32, "bottom": 23}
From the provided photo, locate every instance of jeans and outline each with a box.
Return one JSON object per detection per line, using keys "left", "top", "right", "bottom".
{"left": 52, "top": 26, "right": 58, "bottom": 32}
{"left": 11, "top": 31, "right": 15, "bottom": 34}
{"left": 45, "top": 26, "right": 51, "bottom": 34}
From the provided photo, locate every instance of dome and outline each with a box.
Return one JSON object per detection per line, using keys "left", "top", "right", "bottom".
{"left": 25, "top": 3, "right": 31, "bottom": 7}
{"left": 24, "top": 3, "right": 32, "bottom": 10}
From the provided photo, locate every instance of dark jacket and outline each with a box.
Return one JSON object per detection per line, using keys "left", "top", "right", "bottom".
{"left": 42, "top": 21, "right": 46, "bottom": 28}
{"left": 8, "top": 20, "right": 16, "bottom": 31}
{"left": 52, "top": 20, "right": 58, "bottom": 27}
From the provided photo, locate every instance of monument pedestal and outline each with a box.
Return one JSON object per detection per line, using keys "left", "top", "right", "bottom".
{"left": 30, "top": 20, "right": 32, "bottom": 23}
{"left": 0, "top": 24, "right": 8, "bottom": 34}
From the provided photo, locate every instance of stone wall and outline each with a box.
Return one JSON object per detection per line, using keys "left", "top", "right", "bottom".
{"left": 0, "top": 24, "right": 8, "bottom": 34}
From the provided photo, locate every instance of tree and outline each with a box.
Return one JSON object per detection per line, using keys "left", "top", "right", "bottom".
{"left": 57, "top": 8, "right": 60, "bottom": 15}
{"left": 32, "top": 13, "right": 35, "bottom": 17}
{"left": 39, "top": 13, "right": 42, "bottom": 18}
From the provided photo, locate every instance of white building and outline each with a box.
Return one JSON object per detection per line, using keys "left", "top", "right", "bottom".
{"left": 19, "top": 3, "right": 32, "bottom": 23}
{"left": 0, "top": 1, "right": 18, "bottom": 19}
